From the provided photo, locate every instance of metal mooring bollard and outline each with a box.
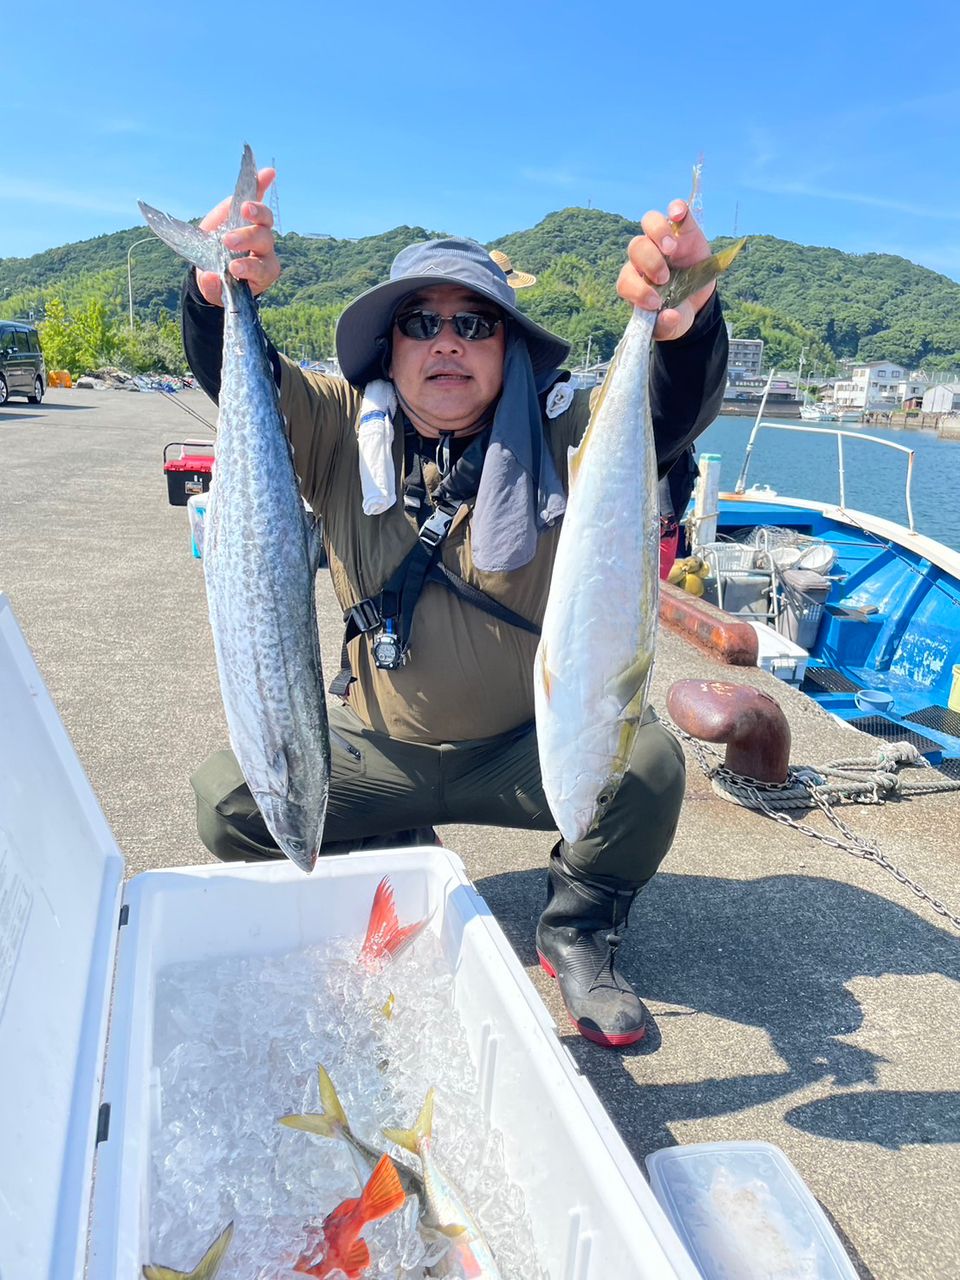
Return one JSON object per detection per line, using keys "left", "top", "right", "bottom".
{"left": 666, "top": 680, "right": 791, "bottom": 784}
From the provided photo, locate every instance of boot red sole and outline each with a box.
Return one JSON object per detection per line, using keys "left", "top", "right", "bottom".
{"left": 537, "top": 951, "right": 647, "bottom": 1048}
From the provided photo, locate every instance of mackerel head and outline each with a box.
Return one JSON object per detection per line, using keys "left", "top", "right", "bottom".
{"left": 139, "top": 146, "right": 329, "bottom": 872}
{"left": 534, "top": 237, "right": 745, "bottom": 845}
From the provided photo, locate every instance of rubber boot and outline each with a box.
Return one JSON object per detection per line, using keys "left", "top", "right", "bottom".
{"left": 535, "top": 849, "right": 647, "bottom": 1047}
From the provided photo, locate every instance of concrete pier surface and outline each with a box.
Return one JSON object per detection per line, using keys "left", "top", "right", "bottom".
{"left": 2, "top": 389, "right": 958, "bottom": 1279}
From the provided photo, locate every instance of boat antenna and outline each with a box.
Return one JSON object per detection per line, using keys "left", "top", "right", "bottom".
{"left": 734, "top": 367, "right": 776, "bottom": 494}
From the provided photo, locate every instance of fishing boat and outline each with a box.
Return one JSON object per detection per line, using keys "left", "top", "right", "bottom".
{"left": 691, "top": 420, "right": 960, "bottom": 770}
{"left": 799, "top": 403, "right": 838, "bottom": 422}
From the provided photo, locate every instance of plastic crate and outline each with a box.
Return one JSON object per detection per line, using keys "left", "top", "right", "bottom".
{"left": 697, "top": 541, "right": 757, "bottom": 573}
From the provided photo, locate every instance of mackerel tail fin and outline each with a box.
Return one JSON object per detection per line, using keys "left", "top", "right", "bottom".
{"left": 138, "top": 142, "right": 260, "bottom": 273}
{"left": 137, "top": 200, "right": 224, "bottom": 275}
{"left": 661, "top": 236, "right": 747, "bottom": 312}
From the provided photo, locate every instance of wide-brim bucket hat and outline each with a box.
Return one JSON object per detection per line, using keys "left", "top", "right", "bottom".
{"left": 335, "top": 237, "right": 569, "bottom": 387}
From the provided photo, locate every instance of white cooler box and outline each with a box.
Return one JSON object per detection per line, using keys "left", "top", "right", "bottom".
{"left": 0, "top": 593, "right": 701, "bottom": 1280}
{"left": 747, "top": 620, "right": 810, "bottom": 687}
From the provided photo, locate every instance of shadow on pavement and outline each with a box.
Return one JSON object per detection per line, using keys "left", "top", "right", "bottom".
{"left": 785, "top": 1089, "right": 960, "bottom": 1147}
{"left": 1, "top": 402, "right": 93, "bottom": 415}
{"left": 474, "top": 866, "right": 960, "bottom": 1154}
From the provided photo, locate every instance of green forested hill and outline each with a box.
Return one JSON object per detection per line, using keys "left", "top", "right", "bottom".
{"left": 711, "top": 234, "right": 960, "bottom": 371}
{"left": 2, "top": 208, "right": 959, "bottom": 375}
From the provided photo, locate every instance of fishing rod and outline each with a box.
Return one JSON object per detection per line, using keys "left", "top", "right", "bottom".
{"left": 158, "top": 385, "right": 217, "bottom": 433}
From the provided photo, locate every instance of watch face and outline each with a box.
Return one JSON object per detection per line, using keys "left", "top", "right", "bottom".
{"left": 374, "top": 636, "right": 400, "bottom": 667}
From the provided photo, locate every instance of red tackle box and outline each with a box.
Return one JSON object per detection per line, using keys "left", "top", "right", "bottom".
{"left": 162, "top": 440, "right": 215, "bottom": 506}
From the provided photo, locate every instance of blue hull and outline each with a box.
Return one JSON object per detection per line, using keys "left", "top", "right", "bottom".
{"left": 715, "top": 497, "right": 960, "bottom": 767}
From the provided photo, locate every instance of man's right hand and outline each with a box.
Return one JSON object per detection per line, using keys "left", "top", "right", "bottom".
{"left": 196, "top": 166, "right": 281, "bottom": 306}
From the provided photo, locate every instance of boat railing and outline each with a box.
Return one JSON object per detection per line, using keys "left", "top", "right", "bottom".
{"left": 733, "top": 420, "right": 917, "bottom": 532}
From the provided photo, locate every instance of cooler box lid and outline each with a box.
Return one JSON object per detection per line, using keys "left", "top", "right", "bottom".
{"left": 0, "top": 595, "right": 124, "bottom": 1280}
{"left": 163, "top": 456, "right": 214, "bottom": 473}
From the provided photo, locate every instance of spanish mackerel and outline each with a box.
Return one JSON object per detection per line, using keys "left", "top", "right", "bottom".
{"left": 534, "top": 238, "right": 744, "bottom": 845}
{"left": 139, "top": 146, "right": 329, "bottom": 872}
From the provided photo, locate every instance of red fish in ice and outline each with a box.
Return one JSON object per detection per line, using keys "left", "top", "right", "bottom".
{"left": 358, "top": 876, "right": 431, "bottom": 971}
{"left": 293, "top": 1153, "right": 405, "bottom": 1278}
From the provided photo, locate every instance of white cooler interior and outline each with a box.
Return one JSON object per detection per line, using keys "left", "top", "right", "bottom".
{"left": 91, "top": 855, "right": 700, "bottom": 1278}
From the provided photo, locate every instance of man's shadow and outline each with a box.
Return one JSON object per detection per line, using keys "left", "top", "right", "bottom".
{"left": 474, "top": 867, "right": 960, "bottom": 1156}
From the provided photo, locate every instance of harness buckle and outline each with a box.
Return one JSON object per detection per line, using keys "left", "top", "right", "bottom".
{"left": 418, "top": 504, "right": 456, "bottom": 550}
{"left": 347, "top": 598, "right": 382, "bottom": 633}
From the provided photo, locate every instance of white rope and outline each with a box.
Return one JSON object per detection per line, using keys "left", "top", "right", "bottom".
{"left": 662, "top": 717, "right": 960, "bottom": 931}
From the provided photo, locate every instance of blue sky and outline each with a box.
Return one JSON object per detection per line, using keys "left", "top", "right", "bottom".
{"left": 8, "top": 0, "right": 960, "bottom": 282}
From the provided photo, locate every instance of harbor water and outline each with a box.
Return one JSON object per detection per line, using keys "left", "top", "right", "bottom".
{"left": 698, "top": 415, "right": 960, "bottom": 553}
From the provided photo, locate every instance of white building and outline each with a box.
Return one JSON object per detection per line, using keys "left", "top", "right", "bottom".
{"left": 897, "top": 375, "right": 928, "bottom": 404}
{"left": 922, "top": 382, "right": 960, "bottom": 413}
{"left": 833, "top": 361, "right": 908, "bottom": 410}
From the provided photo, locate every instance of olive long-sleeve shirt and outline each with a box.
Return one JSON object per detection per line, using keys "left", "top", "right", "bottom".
{"left": 182, "top": 274, "right": 727, "bottom": 741}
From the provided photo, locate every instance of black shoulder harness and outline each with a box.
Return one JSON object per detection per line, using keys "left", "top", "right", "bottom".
{"left": 328, "top": 402, "right": 558, "bottom": 697}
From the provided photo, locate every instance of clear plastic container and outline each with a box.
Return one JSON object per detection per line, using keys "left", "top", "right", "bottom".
{"left": 646, "top": 1141, "right": 859, "bottom": 1280}
{"left": 186, "top": 491, "right": 207, "bottom": 559}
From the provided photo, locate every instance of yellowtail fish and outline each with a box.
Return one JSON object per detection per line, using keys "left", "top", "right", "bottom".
{"left": 383, "top": 1090, "right": 503, "bottom": 1279}
{"left": 534, "top": 238, "right": 745, "bottom": 844}
{"left": 279, "top": 1064, "right": 425, "bottom": 1201}
{"left": 142, "top": 1221, "right": 234, "bottom": 1280}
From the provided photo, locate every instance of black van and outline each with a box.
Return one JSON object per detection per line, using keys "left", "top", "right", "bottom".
{"left": 0, "top": 321, "right": 46, "bottom": 405}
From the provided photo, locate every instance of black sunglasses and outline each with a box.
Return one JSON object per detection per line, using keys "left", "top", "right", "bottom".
{"left": 394, "top": 308, "right": 503, "bottom": 341}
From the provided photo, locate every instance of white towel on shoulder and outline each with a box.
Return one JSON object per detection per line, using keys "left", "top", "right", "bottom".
{"left": 357, "top": 379, "right": 397, "bottom": 515}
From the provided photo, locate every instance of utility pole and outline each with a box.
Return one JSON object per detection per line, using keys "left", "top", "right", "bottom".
{"left": 733, "top": 200, "right": 739, "bottom": 238}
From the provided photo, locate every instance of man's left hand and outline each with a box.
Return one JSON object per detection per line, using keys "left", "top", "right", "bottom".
{"left": 617, "top": 200, "right": 714, "bottom": 342}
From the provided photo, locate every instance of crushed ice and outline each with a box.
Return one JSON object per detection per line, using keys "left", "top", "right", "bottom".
{"left": 148, "top": 928, "right": 549, "bottom": 1279}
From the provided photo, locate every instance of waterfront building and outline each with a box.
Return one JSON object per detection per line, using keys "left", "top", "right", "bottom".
{"left": 834, "top": 361, "right": 908, "bottom": 410}
{"left": 727, "top": 334, "right": 764, "bottom": 378}
{"left": 895, "top": 374, "right": 929, "bottom": 405}
{"left": 922, "top": 382, "right": 960, "bottom": 413}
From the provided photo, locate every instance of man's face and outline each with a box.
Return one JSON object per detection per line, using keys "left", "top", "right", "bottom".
{"left": 388, "top": 284, "right": 505, "bottom": 437}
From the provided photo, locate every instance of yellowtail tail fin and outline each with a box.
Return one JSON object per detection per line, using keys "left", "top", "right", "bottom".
{"left": 142, "top": 1221, "right": 234, "bottom": 1280}
{"left": 278, "top": 1063, "right": 347, "bottom": 1138}
{"left": 382, "top": 1087, "right": 435, "bottom": 1154}
{"left": 661, "top": 238, "right": 746, "bottom": 312}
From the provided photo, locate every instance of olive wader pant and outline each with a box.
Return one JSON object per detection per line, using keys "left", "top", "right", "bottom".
{"left": 191, "top": 703, "right": 685, "bottom": 890}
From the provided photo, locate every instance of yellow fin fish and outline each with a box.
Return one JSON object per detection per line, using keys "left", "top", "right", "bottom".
{"left": 142, "top": 1221, "right": 234, "bottom": 1280}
